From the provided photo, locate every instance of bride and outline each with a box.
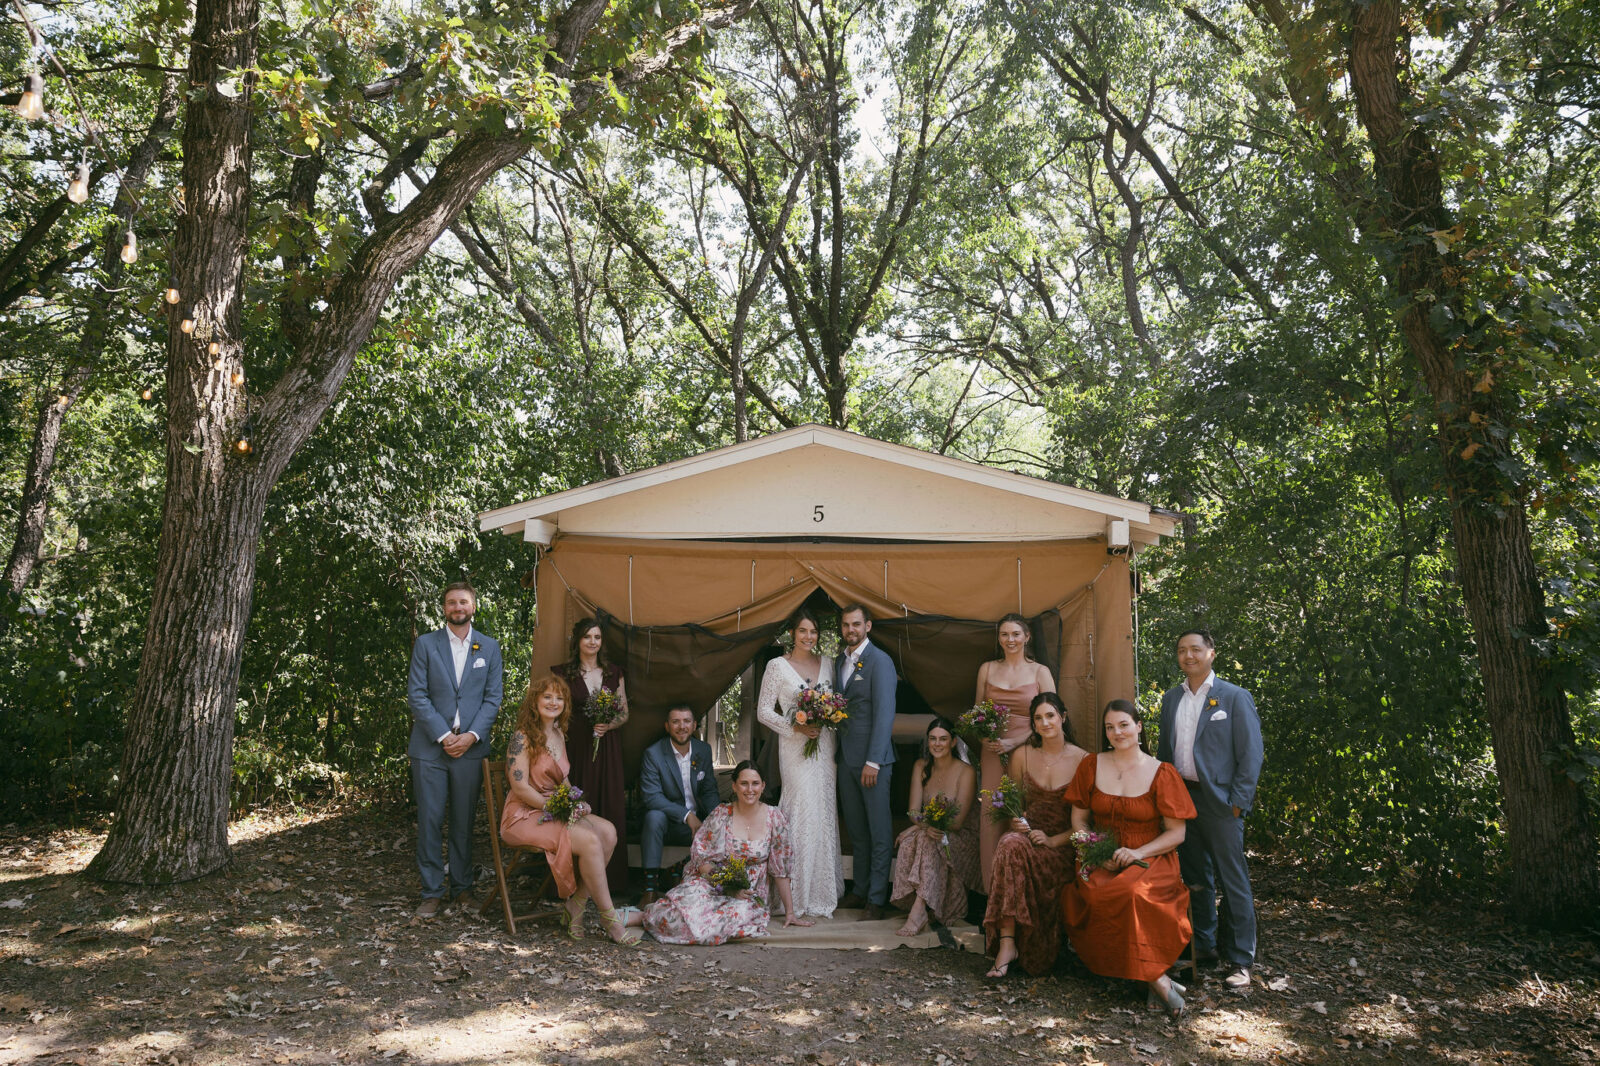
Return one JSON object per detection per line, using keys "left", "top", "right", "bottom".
{"left": 755, "top": 607, "right": 844, "bottom": 918}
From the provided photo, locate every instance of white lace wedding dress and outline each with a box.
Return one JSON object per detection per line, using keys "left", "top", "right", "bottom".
{"left": 756, "top": 654, "right": 844, "bottom": 917}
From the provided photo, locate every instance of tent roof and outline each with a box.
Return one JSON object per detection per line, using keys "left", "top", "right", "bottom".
{"left": 479, "top": 423, "right": 1178, "bottom": 546}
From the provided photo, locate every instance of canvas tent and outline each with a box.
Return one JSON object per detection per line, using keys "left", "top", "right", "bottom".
{"left": 479, "top": 424, "right": 1177, "bottom": 773}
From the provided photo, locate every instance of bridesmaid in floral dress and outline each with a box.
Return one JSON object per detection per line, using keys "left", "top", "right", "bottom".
{"left": 974, "top": 614, "right": 1057, "bottom": 889}
{"left": 983, "top": 693, "right": 1088, "bottom": 978}
{"left": 554, "top": 618, "right": 630, "bottom": 896}
{"left": 890, "top": 717, "right": 979, "bottom": 936}
{"left": 644, "top": 762, "right": 812, "bottom": 945}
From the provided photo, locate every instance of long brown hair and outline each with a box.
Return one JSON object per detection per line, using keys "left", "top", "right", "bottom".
{"left": 566, "top": 617, "right": 606, "bottom": 668}
{"left": 515, "top": 675, "right": 572, "bottom": 765}
{"left": 991, "top": 612, "right": 1036, "bottom": 663}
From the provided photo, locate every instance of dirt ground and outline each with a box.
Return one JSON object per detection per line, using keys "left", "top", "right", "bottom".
{"left": 1, "top": 805, "right": 1597, "bottom": 1066}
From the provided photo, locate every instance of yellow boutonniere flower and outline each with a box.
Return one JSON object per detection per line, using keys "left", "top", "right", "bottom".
{"left": 1208, "top": 697, "right": 1218, "bottom": 707}
{"left": 471, "top": 641, "right": 481, "bottom": 652}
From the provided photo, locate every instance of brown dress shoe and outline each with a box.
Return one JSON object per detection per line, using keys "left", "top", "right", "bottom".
{"left": 863, "top": 903, "right": 885, "bottom": 921}
{"left": 838, "top": 892, "right": 866, "bottom": 910}
{"left": 448, "top": 891, "right": 476, "bottom": 914}
{"left": 416, "top": 897, "right": 443, "bottom": 919}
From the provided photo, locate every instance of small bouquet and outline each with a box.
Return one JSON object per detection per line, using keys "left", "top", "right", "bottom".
{"left": 585, "top": 687, "right": 624, "bottom": 756}
{"left": 793, "top": 686, "right": 849, "bottom": 759}
{"left": 540, "top": 780, "right": 587, "bottom": 824}
{"left": 916, "top": 793, "right": 958, "bottom": 859}
{"left": 978, "top": 775, "right": 1029, "bottom": 827}
{"left": 707, "top": 855, "right": 752, "bottom": 895}
{"left": 1070, "top": 827, "right": 1149, "bottom": 879}
{"left": 958, "top": 699, "right": 1009, "bottom": 745}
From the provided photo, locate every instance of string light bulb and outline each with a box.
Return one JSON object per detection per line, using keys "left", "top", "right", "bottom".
{"left": 230, "top": 369, "right": 244, "bottom": 386}
{"left": 17, "top": 73, "right": 44, "bottom": 121}
{"left": 179, "top": 316, "right": 196, "bottom": 334}
{"left": 139, "top": 387, "right": 153, "bottom": 402}
{"left": 66, "top": 159, "right": 90, "bottom": 204}
{"left": 234, "top": 437, "right": 252, "bottom": 455}
{"left": 165, "top": 287, "right": 181, "bottom": 305}
{"left": 119, "top": 231, "right": 138, "bottom": 264}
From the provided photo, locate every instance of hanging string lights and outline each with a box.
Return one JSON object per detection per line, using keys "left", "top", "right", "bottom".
{"left": 9, "top": 0, "right": 256, "bottom": 424}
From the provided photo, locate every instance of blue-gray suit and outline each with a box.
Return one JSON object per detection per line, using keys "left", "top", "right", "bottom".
{"left": 406, "top": 626, "right": 503, "bottom": 900}
{"left": 1157, "top": 676, "right": 1262, "bottom": 967}
{"left": 835, "top": 640, "right": 897, "bottom": 905}
{"left": 638, "top": 736, "right": 721, "bottom": 870}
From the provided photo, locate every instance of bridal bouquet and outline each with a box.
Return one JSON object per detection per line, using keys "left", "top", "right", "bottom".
{"left": 540, "top": 781, "right": 588, "bottom": 824}
{"left": 707, "top": 855, "right": 752, "bottom": 895}
{"left": 793, "top": 686, "right": 849, "bottom": 759}
{"left": 978, "top": 775, "right": 1029, "bottom": 827}
{"left": 585, "top": 687, "right": 624, "bottom": 756}
{"left": 958, "top": 699, "right": 1009, "bottom": 744}
{"left": 1069, "top": 828, "right": 1149, "bottom": 879}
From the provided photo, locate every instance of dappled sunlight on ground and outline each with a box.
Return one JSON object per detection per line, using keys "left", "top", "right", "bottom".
{"left": 1, "top": 806, "right": 1597, "bottom": 1065}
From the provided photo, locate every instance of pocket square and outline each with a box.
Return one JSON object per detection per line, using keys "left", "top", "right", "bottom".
{"left": 695, "top": 770, "right": 705, "bottom": 781}
{"left": 1209, "top": 709, "right": 1228, "bottom": 721}
{"left": 472, "top": 657, "right": 486, "bottom": 668}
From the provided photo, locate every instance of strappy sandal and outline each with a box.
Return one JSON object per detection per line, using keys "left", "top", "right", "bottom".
{"left": 598, "top": 907, "right": 643, "bottom": 945}
{"left": 1149, "top": 978, "right": 1186, "bottom": 1019}
{"left": 985, "top": 934, "right": 1017, "bottom": 978}
{"left": 559, "top": 897, "right": 586, "bottom": 940}
{"left": 1147, "top": 978, "right": 1186, "bottom": 1010}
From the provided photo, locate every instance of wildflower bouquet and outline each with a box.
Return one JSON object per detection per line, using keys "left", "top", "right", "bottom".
{"left": 793, "top": 686, "right": 849, "bottom": 758}
{"left": 707, "top": 855, "right": 752, "bottom": 895}
{"left": 585, "top": 687, "right": 624, "bottom": 756}
{"left": 978, "top": 775, "right": 1028, "bottom": 827}
{"left": 916, "top": 793, "right": 957, "bottom": 831}
{"left": 958, "top": 699, "right": 1009, "bottom": 744}
{"left": 540, "top": 780, "right": 587, "bottom": 824}
{"left": 1069, "top": 828, "right": 1149, "bottom": 879}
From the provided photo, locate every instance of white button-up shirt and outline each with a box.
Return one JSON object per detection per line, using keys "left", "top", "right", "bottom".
{"left": 437, "top": 627, "right": 476, "bottom": 742}
{"left": 673, "top": 743, "right": 695, "bottom": 822}
{"left": 1173, "top": 670, "right": 1215, "bottom": 782}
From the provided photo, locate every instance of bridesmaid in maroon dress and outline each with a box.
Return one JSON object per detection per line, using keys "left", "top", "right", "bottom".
{"left": 554, "top": 618, "right": 631, "bottom": 896}
{"left": 983, "top": 693, "right": 1088, "bottom": 978}
{"left": 974, "top": 613, "right": 1057, "bottom": 889}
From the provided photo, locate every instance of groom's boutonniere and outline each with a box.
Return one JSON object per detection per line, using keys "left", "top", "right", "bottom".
{"left": 471, "top": 641, "right": 481, "bottom": 652}
{"left": 1207, "top": 697, "right": 1218, "bottom": 708}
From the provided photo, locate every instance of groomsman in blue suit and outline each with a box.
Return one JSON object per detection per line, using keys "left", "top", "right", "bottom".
{"left": 834, "top": 604, "right": 897, "bottom": 920}
{"left": 638, "top": 703, "right": 722, "bottom": 907}
{"left": 406, "top": 581, "right": 503, "bottom": 918}
{"left": 1157, "top": 629, "right": 1263, "bottom": 989}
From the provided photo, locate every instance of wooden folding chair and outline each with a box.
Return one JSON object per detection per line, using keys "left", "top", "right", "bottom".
{"left": 480, "top": 759, "right": 562, "bottom": 935}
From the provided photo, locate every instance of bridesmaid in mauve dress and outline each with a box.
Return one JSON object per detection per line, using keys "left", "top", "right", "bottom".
{"left": 554, "top": 617, "right": 631, "bottom": 896}
{"left": 974, "top": 613, "right": 1057, "bottom": 889}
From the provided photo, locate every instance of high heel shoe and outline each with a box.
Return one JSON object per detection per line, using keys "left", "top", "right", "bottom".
{"left": 598, "top": 907, "right": 643, "bottom": 945}
{"left": 985, "top": 934, "right": 1017, "bottom": 979}
{"left": 559, "top": 897, "right": 586, "bottom": 940}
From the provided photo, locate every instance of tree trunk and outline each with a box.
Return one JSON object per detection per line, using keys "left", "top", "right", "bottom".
{"left": 2, "top": 78, "right": 181, "bottom": 598}
{"left": 1346, "top": 0, "right": 1599, "bottom": 925}
{"left": 88, "top": 0, "right": 261, "bottom": 882}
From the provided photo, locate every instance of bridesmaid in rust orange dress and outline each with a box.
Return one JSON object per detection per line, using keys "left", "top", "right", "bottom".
{"left": 1061, "top": 699, "right": 1195, "bottom": 1016}
{"left": 982, "top": 693, "right": 1087, "bottom": 978}
{"left": 974, "top": 613, "right": 1057, "bottom": 889}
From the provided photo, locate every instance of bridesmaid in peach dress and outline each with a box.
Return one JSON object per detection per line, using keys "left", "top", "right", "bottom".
{"left": 974, "top": 613, "right": 1057, "bottom": 889}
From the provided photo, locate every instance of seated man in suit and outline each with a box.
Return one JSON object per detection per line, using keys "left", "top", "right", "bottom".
{"left": 639, "top": 703, "right": 722, "bottom": 907}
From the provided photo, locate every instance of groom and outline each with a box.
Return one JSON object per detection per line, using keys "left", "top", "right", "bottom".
{"left": 835, "top": 603, "right": 897, "bottom": 920}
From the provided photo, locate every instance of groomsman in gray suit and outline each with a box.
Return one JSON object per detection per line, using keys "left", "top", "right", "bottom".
{"left": 834, "top": 604, "right": 897, "bottom": 920}
{"left": 406, "top": 581, "right": 503, "bottom": 918}
{"left": 1157, "top": 629, "right": 1263, "bottom": 989}
{"left": 638, "top": 704, "right": 722, "bottom": 907}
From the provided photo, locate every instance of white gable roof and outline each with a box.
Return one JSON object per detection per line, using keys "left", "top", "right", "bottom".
{"left": 479, "top": 424, "right": 1177, "bottom": 546}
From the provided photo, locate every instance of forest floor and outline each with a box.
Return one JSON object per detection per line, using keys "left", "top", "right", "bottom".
{"left": 1, "top": 805, "right": 1598, "bottom": 1066}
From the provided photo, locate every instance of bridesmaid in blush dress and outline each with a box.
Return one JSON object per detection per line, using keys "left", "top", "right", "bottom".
{"left": 974, "top": 613, "right": 1057, "bottom": 889}
{"left": 554, "top": 617, "right": 630, "bottom": 897}
{"left": 499, "top": 675, "right": 641, "bottom": 944}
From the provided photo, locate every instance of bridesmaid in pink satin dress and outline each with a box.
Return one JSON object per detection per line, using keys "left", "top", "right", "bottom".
{"left": 975, "top": 613, "right": 1058, "bottom": 889}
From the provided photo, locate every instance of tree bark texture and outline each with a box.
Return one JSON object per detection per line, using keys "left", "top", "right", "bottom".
{"left": 3, "top": 77, "right": 180, "bottom": 599}
{"left": 88, "top": 0, "right": 261, "bottom": 882}
{"left": 88, "top": 0, "right": 755, "bottom": 883}
{"left": 1346, "top": 0, "right": 1599, "bottom": 925}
